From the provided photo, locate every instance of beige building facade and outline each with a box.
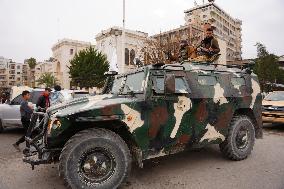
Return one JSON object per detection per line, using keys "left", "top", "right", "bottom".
{"left": 52, "top": 39, "right": 92, "bottom": 89}
{"left": 34, "top": 61, "right": 57, "bottom": 88}
{"left": 96, "top": 27, "right": 148, "bottom": 74}
{"left": 0, "top": 56, "right": 29, "bottom": 89}
{"left": 0, "top": 56, "right": 10, "bottom": 88}
{"left": 184, "top": 2, "right": 242, "bottom": 61}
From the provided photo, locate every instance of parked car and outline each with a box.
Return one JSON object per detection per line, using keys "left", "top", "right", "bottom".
{"left": 262, "top": 91, "right": 284, "bottom": 123}
{"left": 0, "top": 88, "right": 89, "bottom": 132}
{"left": 23, "top": 62, "right": 262, "bottom": 189}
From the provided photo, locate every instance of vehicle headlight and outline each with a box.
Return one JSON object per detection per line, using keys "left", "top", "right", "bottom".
{"left": 47, "top": 119, "right": 62, "bottom": 135}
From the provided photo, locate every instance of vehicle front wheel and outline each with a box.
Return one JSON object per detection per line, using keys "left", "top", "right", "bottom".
{"left": 219, "top": 115, "right": 255, "bottom": 161}
{"left": 59, "top": 128, "right": 132, "bottom": 189}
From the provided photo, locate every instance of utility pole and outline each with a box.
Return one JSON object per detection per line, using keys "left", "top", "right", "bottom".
{"left": 121, "top": 0, "right": 126, "bottom": 73}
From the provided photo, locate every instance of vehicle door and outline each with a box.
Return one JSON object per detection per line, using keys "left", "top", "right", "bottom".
{"left": 147, "top": 70, "right": 193, "bottom": 154}
{"left": 1, "top": 94, "right": 23, "bottom": 127}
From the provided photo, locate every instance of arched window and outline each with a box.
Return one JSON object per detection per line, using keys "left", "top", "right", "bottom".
{"left": 125, "top": 48, "right": 129, "bottom": 65}
{"left": 130, "top": 49, "right": 135, "bottom": 65}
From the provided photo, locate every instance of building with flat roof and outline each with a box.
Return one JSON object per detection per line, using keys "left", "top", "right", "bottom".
{"left": 0, "top": 57, "right": 11, "bottom": 88}
{"left": 184, "top": 2, "right": 242, "bottom": 61}
{"left": 52, "top": 39, "right": 92, "bottom": 89}
{"left": 34, "top": 61, "right": 57, "bottom": 88}
{"left": 96, "top": 27, "right": 148, "bottom": 74}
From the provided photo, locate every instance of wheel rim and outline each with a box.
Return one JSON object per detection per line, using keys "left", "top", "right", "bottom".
{"left": 235, "top": 125, "right": 249, "bottom": 150}
{"left": 78, "top": 148, "right": 116, "bottom": 185}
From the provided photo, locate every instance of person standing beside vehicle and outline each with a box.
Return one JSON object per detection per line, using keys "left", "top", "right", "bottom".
{"left": 51, "top": 85, "right": 63, "bottom": 105}
{"left": 13, "top": 91, "right": 33, "bottom": 151}
{"left": 36, "top": 88, "right": 51, "bottom": 112}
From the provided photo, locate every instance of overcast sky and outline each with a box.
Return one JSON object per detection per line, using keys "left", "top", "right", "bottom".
{"left": 0, "top": 0, "right": 283, "bottom": 62}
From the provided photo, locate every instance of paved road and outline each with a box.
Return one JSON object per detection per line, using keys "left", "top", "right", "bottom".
{"left": 0, "top": 124, "right": 284, "bottom": 189}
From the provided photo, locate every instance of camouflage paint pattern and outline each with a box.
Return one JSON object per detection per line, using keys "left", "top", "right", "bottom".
{"left": 46, "top": 62, "right": 263, "bottom": 160}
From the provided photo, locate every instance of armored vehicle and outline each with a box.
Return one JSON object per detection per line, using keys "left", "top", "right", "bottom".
{"left": 23, "top": 62, "right": 263, "bottom": 189}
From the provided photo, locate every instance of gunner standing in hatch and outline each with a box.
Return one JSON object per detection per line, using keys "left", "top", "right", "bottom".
{"left": 197, "top": 27, "right": 220, "bottom": 58}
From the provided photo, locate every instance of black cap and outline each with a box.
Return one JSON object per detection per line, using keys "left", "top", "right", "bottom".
{"left": 54, "top": 85, "right": 62, "bottom": 91}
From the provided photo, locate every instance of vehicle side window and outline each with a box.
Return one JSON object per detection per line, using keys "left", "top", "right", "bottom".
{"left": 198, "top": 76, "right": 217, "bottom": 86}
{"left": 175, "top": 77, "right": 188, "bottom": 93}
{"left": 156, "top": 77, "right": 164, "bottom": 91}
{"left": 154, "top": 77, "right": 189, "bottom": 94}
{"left": 232, "top": 77, "right": 246, "bottom": 86}
{"left": 11, "top": 95, "right": 23, "bottom": 105}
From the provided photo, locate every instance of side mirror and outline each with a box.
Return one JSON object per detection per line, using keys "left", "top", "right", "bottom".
{"left": 165, "top": 74, "right": 176, "bottom": 94}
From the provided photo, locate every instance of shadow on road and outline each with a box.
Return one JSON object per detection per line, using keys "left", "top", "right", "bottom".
{"left": 2, "top": 127, "right": 24, "bottom": 135}
{"left": 121, "top": 146, "right": 227, "bottom": 188}
{"left": 263, "top": 123, "right": 284, "bottom": 136}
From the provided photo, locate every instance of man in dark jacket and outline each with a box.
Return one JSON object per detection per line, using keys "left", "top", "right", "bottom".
{"left": 197, "top": 27, "right": 220, "bottom": 58}
{"left": 36, "top": 88, "right": 51, "bottom": 112}
{"left": 13, "top": 91, "right": 33, "bottom": 151}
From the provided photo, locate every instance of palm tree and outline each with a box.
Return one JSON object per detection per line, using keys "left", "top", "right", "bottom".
{"left": 27, "top": 58, "right": 37, "bottom": 69}
{"left": 37, "top": 73, "right": 58, "bottom": 88}
{"left": 26, "top": 57, "right": 37, "bottom": 87}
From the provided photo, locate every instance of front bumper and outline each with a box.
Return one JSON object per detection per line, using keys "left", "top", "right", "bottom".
{"left": 23, "top": 112, "right": 61, "bottom": 169}
{"left": 262, "top": 111, "right": 284, "bottom": 123}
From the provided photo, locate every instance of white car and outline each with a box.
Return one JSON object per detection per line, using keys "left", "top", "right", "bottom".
{"left": 0, "top": 88, "right": 89, "bottom": 132}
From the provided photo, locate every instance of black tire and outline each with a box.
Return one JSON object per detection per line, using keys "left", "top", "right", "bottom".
{"left": 0, "top": 120, "right": 4, "bottom": 133}
{"left": 59, "top": 128, "right": 132, "bottom": 189}
{"left": 219, "top": 115, "right": 255, "bottom": 161}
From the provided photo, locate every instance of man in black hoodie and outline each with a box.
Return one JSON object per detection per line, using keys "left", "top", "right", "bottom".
{"left": 198, "top": 28, "right": 220, "bottom": 58}
{"left": 36, "top": 88, "right": 51, "bottom": 112}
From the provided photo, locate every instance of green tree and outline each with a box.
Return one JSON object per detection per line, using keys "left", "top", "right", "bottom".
{"left": 69, "top": 47, "right": 109, "bottom": 89}
{"left": 253, "top": 43, "right": 283, "bottom": 92}
{"left": 27, "top": 57, "right": 37, "bottom": 69}
{"left": 36, "top": 73, "right": 58, "bottom": 88}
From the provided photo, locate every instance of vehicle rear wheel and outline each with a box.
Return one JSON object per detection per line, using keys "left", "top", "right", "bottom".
{"left": 59, "top": 128, "right": 132, "bottom": 189}
{"left": 0, "top": 120, "right": 4, "bottom": 133}
{"left": 219, "top": 115, "right": 255, "bottom": 161}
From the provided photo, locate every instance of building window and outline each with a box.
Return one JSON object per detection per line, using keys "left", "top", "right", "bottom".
{"left": 125, "top": 48, "right": 130, "bottom": 65}
{"left": 70, "top": 49, "right": 74, "bottom": 55}
{"left": 17, "top": 66, "right": 21, "bottom": 69}
{"left": 130, "top": 49, "right": 135, "bottom": 65}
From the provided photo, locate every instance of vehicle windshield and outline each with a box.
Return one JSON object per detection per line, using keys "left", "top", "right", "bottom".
{"left": 264, "top": 91, "right": 284, "bottom": 101}
{"left": 111, "top": 71, "right": 146, "bottom": 94}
